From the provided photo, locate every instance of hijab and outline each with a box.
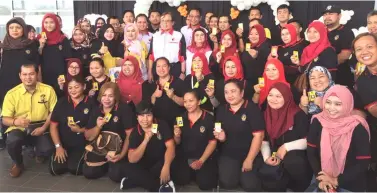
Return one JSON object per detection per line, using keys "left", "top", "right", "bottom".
{"left": 223, "top": 55, "right": 244, "bottom": 81}
{"left": 117, "top": 55, "right": 144, "bottom": 105}
{"left": 264, "top": 82, "right": 301, "bottom": 145}
{"left": 123, "top": 23, "right": 142, "bottom": 57}
{"left": 282, "top": 24, "right": 298, "bottom": 48}
{"left": 308, "top": 66, "right": 334, "bottom": 115}
{"left": 312, "top": 85, "right": 370, "bottom": 178}
{"left": 77, "top": 18, "right": 95, "bottom": 42}
{"left": 213, "top": 30, "right": 238, "bottom": 67}
{"left": 70, "top": 27, "right": 90, "bottom": 50}
{"left": 95, "top": 17, "right": 106, "bottom": 28}
{"left": 63, "top": 58, "right": 83, "bottom": 94}
{"left": 191, "top": 52, "right": 211, "bottom": 76}
{"left": 37, "top": 13, "right": 66, "bottom": 46}
{"left": 259, "top": 58, "right": 290, "bottom": 105}
{"left": 93, "top": 24, "right": 119, "bottom": 57}
{"left": 0, "top": 17, "right": 33, "bottom": 50}
{"left": 300, "top": 21, "right": 332, "bottom": 66}
{"left": 250, "top": 24, "right": 267, "bottom": 48}
{"left": 187, "top": 28, "right": 212, "bottom": 53}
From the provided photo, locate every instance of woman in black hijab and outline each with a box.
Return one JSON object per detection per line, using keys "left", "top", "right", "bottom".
{"left": 90, "top": 24, "right": 122, "bottom": 58}
{"left": 0, "top": 17, "right": 39, "bottom": 104}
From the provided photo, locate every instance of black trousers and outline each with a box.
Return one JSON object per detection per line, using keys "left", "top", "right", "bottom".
{"left": 172, "top": 155, "right": 218, "bottom": 190}
{"left": 218, "top": 155, "right": 263, "bottom": 191}
{"left": 6, "top": 129, "right": 53, "bottom": 166}
{"left": 261, "top": 150, "right": 313, "bottom": 192}
{"left": 82, "top": 151, "right": 125, "bottom": 182}
{"left": 49, "top": 147, "right": 85, "bottom": 176}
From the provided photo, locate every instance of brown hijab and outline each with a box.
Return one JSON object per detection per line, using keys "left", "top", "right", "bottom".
{"left": 0, "top": 17, "right": 33, "bottom": 50}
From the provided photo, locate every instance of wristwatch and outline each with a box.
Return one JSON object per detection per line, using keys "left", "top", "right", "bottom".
{"left": 55, "top": 143, "right": 61, "bottom": 148}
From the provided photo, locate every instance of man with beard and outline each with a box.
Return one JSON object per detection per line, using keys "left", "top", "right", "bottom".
{"left": 323, "top": 5, "right": 354, "bottom": 87}
{"left": 148, "top": 10, "right": 161, "bottom": 33}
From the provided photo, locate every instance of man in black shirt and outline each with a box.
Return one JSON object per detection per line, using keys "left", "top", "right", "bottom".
{"left": 323, "top": 5, "right": 354, "bottom": 87}
{"left": 270, "top": 4, "right": 292, "bottom": 46}
{"left": 148, "top": 10, "right": 161, "bottom": 33}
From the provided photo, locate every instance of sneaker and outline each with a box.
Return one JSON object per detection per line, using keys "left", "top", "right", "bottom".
{"left": 9, "top": 164, "right": 23, "bottom": 178}
{"left": 120, "top": 177, "right": 136, "bottom": 190}
{"left": 35, "top": 156, "right": 46, "bottom": 164}
{"left": 159, "top": 181, "right": 175, "bottom": 192}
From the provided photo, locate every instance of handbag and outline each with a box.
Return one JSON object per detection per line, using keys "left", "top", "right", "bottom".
{"left": 294, "top": 62, "right": 313, "bottom": 93}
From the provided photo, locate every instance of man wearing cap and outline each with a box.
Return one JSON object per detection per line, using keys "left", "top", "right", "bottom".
{"left": 323, "top": 4, "right": 355, "bottom": 87}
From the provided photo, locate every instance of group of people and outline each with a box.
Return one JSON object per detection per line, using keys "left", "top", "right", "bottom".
{"left": 0, "top": 3, "right": 377, "bottom": 192}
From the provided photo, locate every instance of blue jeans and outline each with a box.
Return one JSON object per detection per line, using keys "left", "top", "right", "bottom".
{"left": 305, "top": 176, "right": 350, "bottom": 192}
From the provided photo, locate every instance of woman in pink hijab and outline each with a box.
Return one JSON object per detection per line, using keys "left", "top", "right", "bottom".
{"left": 307, "top": 85, "right": 370, "bottom": 192}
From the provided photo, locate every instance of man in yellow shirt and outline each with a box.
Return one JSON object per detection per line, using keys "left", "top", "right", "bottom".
{"left": 1, "top": 64, "right": 57, "bottom": 178}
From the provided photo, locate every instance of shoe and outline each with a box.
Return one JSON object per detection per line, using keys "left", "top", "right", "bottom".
{"left": 35, "top": 156, "right": 46, "bottom": 164}
{"left": 159, "top": 181, "right": 175, "bottom": 192}
{"left": 120, "top": 177, "right": 137, "bottom": 190}
{"left": 9, "top": 164, "right": 23, "bottom": 178}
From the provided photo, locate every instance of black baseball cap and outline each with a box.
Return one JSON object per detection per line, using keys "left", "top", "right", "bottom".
{"left": 323, "top": 5, "right": 341, "bottom": 14}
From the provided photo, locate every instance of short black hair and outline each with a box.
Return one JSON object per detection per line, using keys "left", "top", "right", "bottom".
{"left": 184, "top": 89, "right": 202, "bottom": 101}
{"left": 26, "top": 25, "right": 35, "bottom": 33}
{"left": 135, "top": 100, "right": 154, "bottom": 115}
{"left": 277, "top": 4, "right": 291, "bottom": 14}
{"left": 209, "top": 15, "right": 218, "bottom": 21}
{"left": 189, "top": 7, "right": 202, "bottom": 16}
{"left": 68, "top": 75, "right": 86, "bottom": 85}
{"left": 288, "top": 19, "right": 303, "bottom": 28}
{"left": 20, "top": 64, "right": 38, "bottom": 73}
{"left": 106, "top": 16, "right": 119, "bottom": 24}
{"left": 249, "top": 6, "right": 262, "bottom": 16}
{"left": 249, "top": 18, "right": 261, "bottom": 24}
{"left": 368, "top": 10, "right": 377, "bottom": 18}
{"left": 219, "top": 15, "right": 231, "bottom": 22}
{"left": 352, "top": 32, "right": 377, "bottom": 52}
{"left": 155, "top": 57, "right": 170, "bottom": 67}
{"left": 123, "top": 10, "right": 134, "bottom": 17}
{"left": 149, "top": 9, "right": 161, "bottom": 17}
{"left": 90, "top": 57, "right": 105, "bottom": 68}
{"left": 224, "top": 79, "right": 244, "bottom": 91}
{"left": 136, "top": 14, "right": 148, "bottom": 22}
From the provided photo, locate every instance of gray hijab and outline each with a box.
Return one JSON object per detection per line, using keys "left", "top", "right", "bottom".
{"left": 0, "top": 17, "right": 33, "bottom": 50}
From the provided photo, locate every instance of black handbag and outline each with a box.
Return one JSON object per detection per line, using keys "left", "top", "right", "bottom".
{"left": 259, "top": 161, "right": 284, "bottom": 181}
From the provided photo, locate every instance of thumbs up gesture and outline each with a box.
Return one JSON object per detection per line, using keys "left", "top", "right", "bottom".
{"left": 300, "top": 89, "right": 309, "bottom": 107}
{"left": 99, "top": 42, "right": 108, "bottom": 54}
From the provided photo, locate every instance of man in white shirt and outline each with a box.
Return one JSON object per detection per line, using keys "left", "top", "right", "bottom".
{"left": 180, "top": 8, "right": 207, "bottom": 48}
{"left": 149, "top": 12, "right": 186, "bottom": 81}
{"left": 136, "top": 14, "right": 153, "bottom": 52}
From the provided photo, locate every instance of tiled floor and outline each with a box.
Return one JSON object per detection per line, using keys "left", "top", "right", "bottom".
{"left": 0, "top": 150, "right": 224, "bottom": 192}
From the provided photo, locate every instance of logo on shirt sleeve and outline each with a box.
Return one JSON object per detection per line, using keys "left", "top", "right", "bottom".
{"left": 84, "top": 108, "right": 89, "bottom": 114}
{"left": 113, "top": 116, "right": 119, "bottom": 123}
{"left": 25, "top": 49, "right": 31, "bottom": 54}
{"left": 59, "top": 45, "right": 63, "bottom": 51}
{"left": 334, "top": 35, "right": 339, "bottom": 41}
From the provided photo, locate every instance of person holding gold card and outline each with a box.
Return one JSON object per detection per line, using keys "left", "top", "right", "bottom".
{"left": 85, "top": 58, "right": 110, "bottom": 103}
{"left": 183, "top": 53, "right": 215, "bottom": 112}
{"left": 56, "top": 58, "right": 83, "bottom": 98}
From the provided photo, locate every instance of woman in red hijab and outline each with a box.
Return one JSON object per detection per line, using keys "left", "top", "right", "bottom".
{"left": 278, "top": 23, "right": 309, "bottom": 84}
{"left": 184, "top": 52, "right": 215, "bottom": 112}
{"left": 260, "top": 82, "right": 312, "bottom": 192}
{"left": 38, "top": 13, "right": 72, "bottom": 90}
{"left": 209, "top": 56, "right": 253, "bottom": 105}
{"left": 186, "top": 28, "right": 213, "bottom": 76}
{"left": 56, "top": 58, "right": 83, "bottom": 97}
{"left": 240, "top": 24, "right": 271, "bottom": 83}
{"left": 117, "top": 55, "right": 145, "bottom": 106}
{"left": 211, "top": 30, "right": 238, "bottom": 80}
{"left": 291, "top": 21, "right": 337, "bottom": 75}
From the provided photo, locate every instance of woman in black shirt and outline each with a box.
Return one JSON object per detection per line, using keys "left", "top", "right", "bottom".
{"left": 240, "top": 24, "right": 271, "bottom": 84}
{"left": 56, "top": 58, "right": 83, "bottom": 98}
{"left": 38, "top": 13, "right": 72, "bottom": 89}
{"left": 49, "top": 76, "right": 96, "bottom": 176}
{"left": 173, "top": 90, "right": 218, "bottom": 190}
{"left": 70, "top": 27, "right": 91, "bottom": 77}
{"left": 83, "top": 82, "right": 135, "bottom": 182}
{"left": 307, "top": 85, "right": 370, "bottom": 192}
{"left": 0, "top": 17, "right": 39, "bottom": 104}
{"left": 85, "top": 58, "right": 110, "bottom": 102}
{"left": 214, "top": 79, "right": 265, "bottom": 191}
{"left": 278, "top": 23, "right": 308, "bottom": 84}
{"left": 260, "top": 82, "right": 312, "bottom": 191}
